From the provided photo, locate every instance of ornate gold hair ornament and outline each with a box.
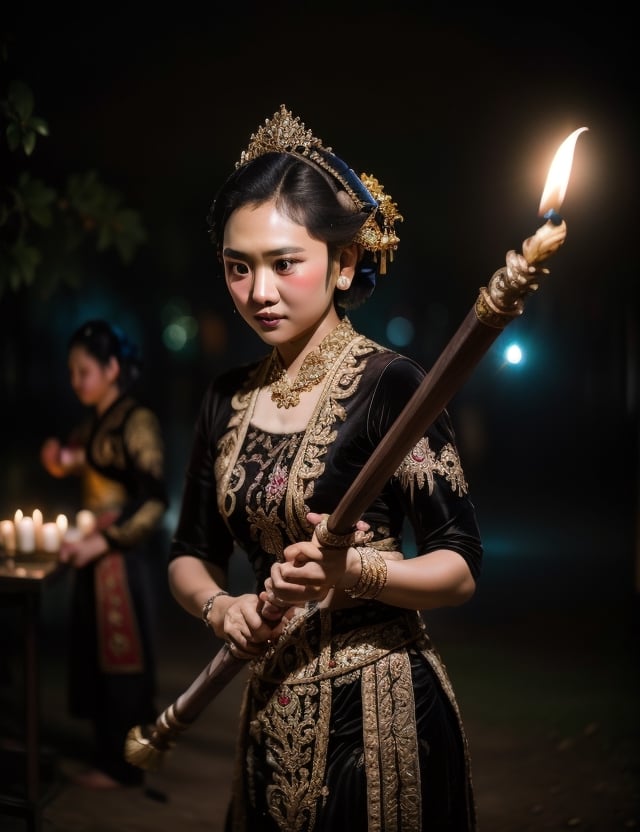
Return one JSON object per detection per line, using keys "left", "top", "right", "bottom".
{"left": 356, "top": 173, "right": 402, "bottom": 275}
{"left": 237, "top": 104, "right": 403, "bottom": 274}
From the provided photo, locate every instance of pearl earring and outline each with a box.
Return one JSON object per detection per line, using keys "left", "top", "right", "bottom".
{"left": 336, "top": 274, "right": 350, "bottom": 290}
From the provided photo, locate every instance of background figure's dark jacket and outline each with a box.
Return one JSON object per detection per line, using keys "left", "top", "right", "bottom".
{"left": 68, "top": 394, "right": 168, "bottom": 785}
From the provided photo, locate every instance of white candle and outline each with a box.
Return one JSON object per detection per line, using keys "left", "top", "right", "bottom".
{"left": 32, "top": 508, "right": 44, "bottom": 549}
{"left": 16, "top": 516, "right": 36, "bottom": 553}
{"left": 56, "top": 514, "right": 69, "bottom": 537}
{"left": 41, "top": 522, "right": 61, "bottom": 553}
{"left": 76, "top": 510, "right": 96, "bottom": 536}
{"left": 1, "top": 520, "right": 16, "bottom": 553}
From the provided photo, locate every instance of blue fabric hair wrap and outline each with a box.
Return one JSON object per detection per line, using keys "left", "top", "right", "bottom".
{"left": 357, "top": 256, "right": 377, "bottom": 291}
{"left": 313, "top": 148, "right": 378, "bottom": 214}
{"left": 111, "top": 325, "right": 139, "bottom": 361}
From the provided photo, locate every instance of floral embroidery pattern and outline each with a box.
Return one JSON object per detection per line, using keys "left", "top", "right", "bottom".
{"left": 266, "top": 463, "right": 289, "bottom": 502}
{"left": 226, "top": 429, "right": 303, "bottom": 565}
{"left": 395, "top": 437, "right": 468, "bottom": 498}
{"left": 216, "top": 326, "right": 374, "bottom": 555}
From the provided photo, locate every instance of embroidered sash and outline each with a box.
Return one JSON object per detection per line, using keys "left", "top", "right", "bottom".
{"left": 95, "top": 551, "right": 144, "bottom": 672}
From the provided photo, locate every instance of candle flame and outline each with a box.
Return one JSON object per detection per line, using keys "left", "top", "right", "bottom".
{"left": 539, "top": 127, "right": 588, "bottom": 215}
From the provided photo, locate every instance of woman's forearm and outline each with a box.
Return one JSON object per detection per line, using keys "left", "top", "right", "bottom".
{"left": 339, "top": 548, "right": 476, "bottom": 610}
{"left": 168, "top": 555, "right": 227, "bottom": 619}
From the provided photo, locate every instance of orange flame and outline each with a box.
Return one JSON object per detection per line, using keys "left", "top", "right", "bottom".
{"left": 539, "top": 127, "right": 588, "bottom": 215}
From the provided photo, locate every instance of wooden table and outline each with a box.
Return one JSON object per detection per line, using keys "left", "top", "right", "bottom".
{"left": 0, "top": 553, "right": 66, "bottom": 832}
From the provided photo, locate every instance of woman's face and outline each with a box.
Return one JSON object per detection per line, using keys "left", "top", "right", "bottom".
{"left": 222, "top": 200, "right": 340, "bottom": 354}
{"left": 68, "top": 345, "right": 119, "bottom": 409}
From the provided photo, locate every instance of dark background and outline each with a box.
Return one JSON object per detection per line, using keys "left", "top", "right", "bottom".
{"left": 0, "top": 13, "right": 639, "bottom": 624}
{"left": 1, "top": 6, "right": 637, "bottom": 611}
{"left": 2, "top": 5, "right": 638, "bottom": 601}
{"left": 3, "top": 9, "right": 638, "bottom": 553}
{"left": 0, "top": 6, "right": 638, "bottom": 829}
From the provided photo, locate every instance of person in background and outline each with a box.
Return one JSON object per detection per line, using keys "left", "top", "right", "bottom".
{"left": 166, "top": 105, "right": 508, "bottom": 831}
{"left": 41, "top": 319, "right": 169, "bottom": 789}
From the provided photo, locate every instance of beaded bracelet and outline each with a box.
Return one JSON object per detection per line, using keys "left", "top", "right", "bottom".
{"left": 201, "top": 590, "right": 230, "bottom": 628}
{"left": 343, "top": 547, "right": 388, "bottom": 600}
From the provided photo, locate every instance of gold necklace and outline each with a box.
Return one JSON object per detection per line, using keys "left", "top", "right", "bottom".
{"left": 268, "top": 318, "right": 355, "bottom": 409}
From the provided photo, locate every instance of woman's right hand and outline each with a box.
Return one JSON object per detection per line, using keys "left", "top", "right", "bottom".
{"left": 40, "top": 438, "right": 64, "bottom": 476}
{"left": 219, "top": 592, "right": 289, "bottom": 659}
{"left": 40, "top": 438, "right": 84, "bottom": 477}
{"left": 260, "top": 514, "right": 373, "bottom": 615}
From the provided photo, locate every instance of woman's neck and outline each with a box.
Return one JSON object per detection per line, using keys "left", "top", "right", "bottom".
{"left": 276, "top": 310, "right": 343, "bottom": 374}
{"left": 95, "top": 387, "right": 122, "bottom": 416}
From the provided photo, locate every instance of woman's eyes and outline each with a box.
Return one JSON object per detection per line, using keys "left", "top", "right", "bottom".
{"left": 226, "top": 259, "right": 298, "bottom": 277}
{"left": 274, "top": 258, "right": 296, "bottom": 273}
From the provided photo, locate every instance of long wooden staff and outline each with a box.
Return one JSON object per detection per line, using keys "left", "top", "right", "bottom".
{"left": 126, "top": 110, "right": 588, "bottom": 775}
{"left": 123, "top": 210, "right": 569, "bottom": 771}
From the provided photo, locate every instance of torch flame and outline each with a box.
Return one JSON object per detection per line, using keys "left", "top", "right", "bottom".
{"left": 538, "top": 127, "right": 588, "bottom": 216}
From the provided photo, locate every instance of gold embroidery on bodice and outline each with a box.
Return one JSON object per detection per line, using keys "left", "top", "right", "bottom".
{"left": 215, "top": 321, "right": 373, "bottom": 559}
{"left": 215, "top": 319, "right": 471, "bottom": 573}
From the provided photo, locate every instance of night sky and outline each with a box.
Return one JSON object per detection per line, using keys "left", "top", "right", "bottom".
{"left": 1, "top": 7, "right": 638, "bottom": 600}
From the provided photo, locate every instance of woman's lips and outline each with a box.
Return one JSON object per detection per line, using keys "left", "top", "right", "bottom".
{"left": 256, "top": 315, "right": 282, "bottom": 329}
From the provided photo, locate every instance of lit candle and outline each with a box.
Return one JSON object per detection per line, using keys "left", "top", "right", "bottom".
{"left": 1, "top": 519, "right": 16, "bottom": 553}
{"left": 32, "top": 508, "right": 44, "bottom": 550}
{"left": 14, "top": 508, "right": 23, "bottom": 525}
{"left": 56, "top": 514, "right": 69, "bottom": 537}
{"left": 522, "top": 127, "right": 588, "bottom": 265}
{"left": 41, "top": 522, "right": 61, "bottom": 553}
{"left": 16, "top": 515, "right": 36, "bottom": 553}
{"left": 76, "top": 510, "right": 96, "bottom": 536}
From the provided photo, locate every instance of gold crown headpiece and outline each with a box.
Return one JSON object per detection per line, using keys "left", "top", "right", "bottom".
{"left": 236, "top": 105, "right": 403, "bottom": 274}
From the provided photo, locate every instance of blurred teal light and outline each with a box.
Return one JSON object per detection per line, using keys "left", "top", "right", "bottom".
{"left": 504, "top": 343, "right": 523, "bottom": 365}
{"left": 386, "top": 316, "right": 414, "bottom": 348}
{"left": 163, "top": 315, "right": 198, "bottom": 352}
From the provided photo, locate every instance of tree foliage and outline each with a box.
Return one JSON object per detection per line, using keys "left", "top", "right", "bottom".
{"left": 1, "top": 65, "right": 147, "bottom": 299}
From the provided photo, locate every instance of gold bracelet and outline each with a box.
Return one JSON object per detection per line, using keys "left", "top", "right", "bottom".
{"left": 343, "top": 547, "right": 388, "bottom": 600}
{"left": 314, "top": 515, "right": 358, "bottom": 549}
{"left": 201, "top": 590, "right": 230, "bottom": 628}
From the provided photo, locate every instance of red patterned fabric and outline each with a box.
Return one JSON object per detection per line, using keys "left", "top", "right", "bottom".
{"left": 95, "top": 552, "right": 143, "bottom": 672}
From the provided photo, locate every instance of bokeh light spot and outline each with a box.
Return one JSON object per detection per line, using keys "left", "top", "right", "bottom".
{"left": 504, "top": 343, "right": 523, "bottom": 365}
{"left": 387, "top": 316, "right": 414, "bottom": 348}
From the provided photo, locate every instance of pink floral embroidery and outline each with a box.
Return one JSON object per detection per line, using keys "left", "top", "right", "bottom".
{"left": 266, "top": 463, "right": 288, "bottom": 502}
{"left": 396, "top": 437, "right": 468, "bottom": 497}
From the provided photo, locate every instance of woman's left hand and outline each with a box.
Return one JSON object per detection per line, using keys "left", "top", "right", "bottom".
{"left": 59, "top": 531, "right": 109, "bottom": 568}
